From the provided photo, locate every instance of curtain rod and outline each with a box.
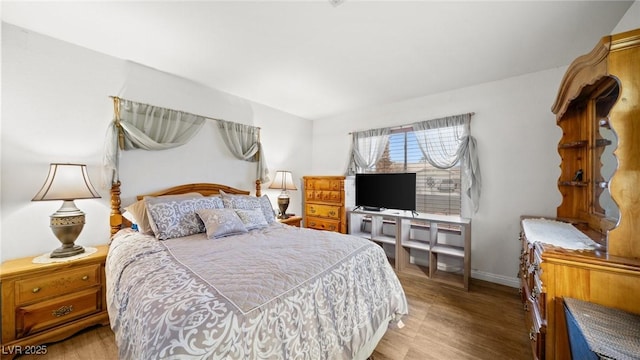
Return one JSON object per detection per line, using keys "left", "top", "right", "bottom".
{"left": 348, "top": 111, "right": 475, "bottom": 135}
{"left": 108, "top": 96, "right": 261, "bottom": 130}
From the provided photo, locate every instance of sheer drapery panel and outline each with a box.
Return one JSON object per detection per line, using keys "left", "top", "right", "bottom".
{"left": 217, "top": 119, "right": 270, "bottom": 183}
{"left": 412, "top": 114, "right": 481, "bottom": 213}
{"left": 347, "top": 128, "right": 391, "bottom": 175}
{"left": 103, "top": 98, "right": 205, "bottom": 186}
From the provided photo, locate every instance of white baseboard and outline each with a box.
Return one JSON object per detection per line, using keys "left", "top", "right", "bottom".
{"left": 410, "top": 255, "right": 520, "bottom": 288}
{"left": 471, "top": 269, "right": 520, "bottom": 288}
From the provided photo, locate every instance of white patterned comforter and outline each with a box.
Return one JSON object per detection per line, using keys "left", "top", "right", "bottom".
{"left": 106, "top": 223, "right": 408, "bottom": 359}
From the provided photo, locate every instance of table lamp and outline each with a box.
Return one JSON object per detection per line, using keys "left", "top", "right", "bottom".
{"left": 268, "top": 170, "right": 297, "bottom": 219}
{"left": 32, "top": 163, "right": 101, "bottom": 258}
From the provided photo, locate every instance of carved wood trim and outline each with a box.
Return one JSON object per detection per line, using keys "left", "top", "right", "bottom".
{"left": 551, "top": 35, "right": 611, "bottom": 119}
{"left": 110, "top": 181, "right": 122, "bottom": 237}
{"left": 135, "top": 183, "right": 251, "bottom": 200}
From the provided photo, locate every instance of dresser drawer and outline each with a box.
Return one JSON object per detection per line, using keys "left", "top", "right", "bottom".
{"left": 306, "top": 204, "right": 342, "bottom": 220}
{"left": 15, "top": 264, "right": 100, "bottom": 305}
{"left": 524, "top": 296, "right": 546, "bottom": 360}
{"left": 304, "top": 178, "right": 343, "bottom": 191}
{"left": 305, "top": 190, "right": 343, "bottom": 204}
{"left": 306, "top": 217, "right": 341, "bottom": 232}
{"left": 16, "top": 287, "right": 101, "bottom": 338}
{"left": 532, "top": 272, "right": 546, "bottom": 319}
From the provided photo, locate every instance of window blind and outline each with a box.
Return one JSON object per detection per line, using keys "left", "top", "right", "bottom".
{"left": 372, "top": 127, "right": 461, "bottom": 215}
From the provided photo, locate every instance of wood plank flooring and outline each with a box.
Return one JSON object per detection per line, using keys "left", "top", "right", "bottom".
{"left": 17, "top": 272, "right": 532, "bottom": 360}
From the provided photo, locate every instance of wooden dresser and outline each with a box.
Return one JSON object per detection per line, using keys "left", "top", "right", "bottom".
{"left": 519, "top": 28, "right": 640, "bottom": 360}
{"left": 0, "top": 246, "right": 110, "bottom": 359}
{"left": 302, "top": 176, "right": 346, "bottom": 233}
{"left": 519, "top": 219, "right": 640, "bottom": 359}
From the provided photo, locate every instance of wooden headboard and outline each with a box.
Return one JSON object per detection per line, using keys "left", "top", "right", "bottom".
{"left": 110, "top": 180, "right": 262, "bottom": 236}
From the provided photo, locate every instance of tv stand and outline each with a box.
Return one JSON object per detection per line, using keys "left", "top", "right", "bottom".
{"left": 348, "top": 209, "right": 471, "bottom": 290}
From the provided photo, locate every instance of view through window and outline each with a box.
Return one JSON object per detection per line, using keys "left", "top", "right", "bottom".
{"left": 372, "top": 127, "right": 461, "bottom": 215}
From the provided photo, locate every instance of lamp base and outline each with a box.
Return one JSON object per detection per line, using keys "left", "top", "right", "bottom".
{"left": 49, "top": 200, "right": 86, "bottom": 258}
{"left": 50, "top": 244, "right": 85, "bottom": 258}
{"left": 277, "top": 193, "right": 290, "bottom": 219}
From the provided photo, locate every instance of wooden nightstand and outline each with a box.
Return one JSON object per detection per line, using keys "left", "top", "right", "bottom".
{"left": 278, "top": 216, "right": 302, "bottom": 227}
{"left": 0, "top": 245, "right": 110, "bottom": 359}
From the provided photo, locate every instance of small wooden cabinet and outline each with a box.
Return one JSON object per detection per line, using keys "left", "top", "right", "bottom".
{"left": 278, "top": 215, "right": 302, "bottom": 227}
{"left": 0, "top": 246, "right": 110, "bottom": 359}
{"left": 303, "top": 176, "right": 347, "bottom": 233}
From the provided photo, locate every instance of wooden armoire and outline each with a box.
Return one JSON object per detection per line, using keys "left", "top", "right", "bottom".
{"left": 519, "top": 28, "right": 640, "bottom": 360}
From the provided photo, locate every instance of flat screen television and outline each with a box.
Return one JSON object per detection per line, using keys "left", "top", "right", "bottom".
{"left": 355, "top": 173, "right": 416, "bottom": 212}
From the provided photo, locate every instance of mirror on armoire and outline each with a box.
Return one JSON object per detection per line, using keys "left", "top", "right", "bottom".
{"left": 591, "top": 77, "right": 620, "bottom": 227}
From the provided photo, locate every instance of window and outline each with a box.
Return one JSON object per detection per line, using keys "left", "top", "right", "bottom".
{"left": 370, "top": 126, "right": 462, "bottom": 216}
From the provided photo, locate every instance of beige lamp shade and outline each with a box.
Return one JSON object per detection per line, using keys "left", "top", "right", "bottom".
{"left": 32, "top": 163, "right": 101, "bottom": 258}
{"left": 268, "top": 170, "right": 298, "bottom": 191}
{"left": 33, "top": 163, "right": 101, "bottom": 201}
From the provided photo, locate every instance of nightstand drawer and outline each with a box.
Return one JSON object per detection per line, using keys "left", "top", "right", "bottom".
{"left": 306, "top": 204, "right": 342, "bottom": 220}
{"left": 16, "top": 287, "right": 101, "bottom": 338}
{"left": 306, "top": 217, "right": 341, "bottom": 232}
{"left": 16, "top": 264, "right": 100, "bottom": 305}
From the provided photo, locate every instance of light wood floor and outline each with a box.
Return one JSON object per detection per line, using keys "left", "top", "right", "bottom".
{"left": 18, "top": 273, "right": 532, "bottom": 360}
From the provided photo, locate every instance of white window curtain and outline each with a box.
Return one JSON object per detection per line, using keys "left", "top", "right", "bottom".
{"left": 217, "top": 119, "right": 270, "bottom": 183}
{"left": 412, "top": 114, "right": 481, "bottom": 212}
{"left": 347, "top": 128, "right": 391, "bottom": 175}
{"left": 103, "top": 98, "right": 205, "bottom": 186}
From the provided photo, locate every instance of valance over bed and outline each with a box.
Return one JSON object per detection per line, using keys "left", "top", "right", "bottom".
{"left": 103, "top": 96, "right": 270, "bottom": 187}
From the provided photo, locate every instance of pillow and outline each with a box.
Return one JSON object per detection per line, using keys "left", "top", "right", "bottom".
{"left": 220, "top": 190, "right": 276, "bottom": 224}
{"left": 235, "top": 208, "right": 268, "bottom": 230}
{"left": 124, "top": 192, "right": 204, "bottom": 235}
{"left": 145, "top": 195, "right": 224, "bottom": 240}
{"left": 123, "top": 200, "right": 153, "bottom": 234}
{"left": 196, "top": 208, "right": 248, "bottom": 239}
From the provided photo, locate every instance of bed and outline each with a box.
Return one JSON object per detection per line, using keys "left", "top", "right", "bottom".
{"left": 106, "top": 182, "right": 408, "bottom": 359}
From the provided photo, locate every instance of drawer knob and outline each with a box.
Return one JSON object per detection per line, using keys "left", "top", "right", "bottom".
{"left": 531, "top": 287, "right": 539, "bottom": 300}
{"left": 52, "top": 305, "right": 74, "bottom": 318}
{"left": 82, "top": 275, "right": 89, "bottom": 281}
{"left": 529, "top": 328, "right": 536, "bottom": 341}
{"left": 32, "top": 287, "right": 41, "bottom": 293}
{"left": 310, "top": 208, "right": 316, "bottom": 213}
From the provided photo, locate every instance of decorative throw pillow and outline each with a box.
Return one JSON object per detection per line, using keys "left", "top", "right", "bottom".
{"left": 196, "top": 208, "right": 248, "bottom": 239}
{"left": 145, "top": 195, "right": 223, "bottom": 240}
{"left": 220, "top": 190, "right": 276, "bottom": 224}
{"left": 235, "top": 208, "right": 269, "bottom": 230}
{"left": 124, "top": 192, "right": 205, "bottom": 235}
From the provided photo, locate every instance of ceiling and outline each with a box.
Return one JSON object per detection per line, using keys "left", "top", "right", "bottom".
{"left": 1, "top": 1, "right": 633, "bottom": 120}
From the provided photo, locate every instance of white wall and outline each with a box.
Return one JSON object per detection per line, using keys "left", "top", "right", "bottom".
{"left": 1, "top": 23, "right": 313, "bottom": 261}
{"left": 309, "top": 2, "right": 640, "bottom": 287}
{"left": 311, "top": 69, "right": 564, "bottom": 287}
{"left": 613, "top": 0, "right": 640, "bottom": 34}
